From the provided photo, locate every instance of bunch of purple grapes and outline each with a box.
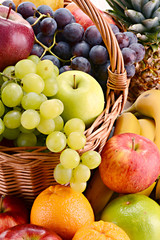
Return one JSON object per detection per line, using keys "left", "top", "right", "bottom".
{"left": 3, "top": 1, "right": 145, "bottom": 95}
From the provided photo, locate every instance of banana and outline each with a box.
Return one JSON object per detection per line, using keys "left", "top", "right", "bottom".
{"left": 113, "top": 112, "right": 141, "bottom": 136}
{"left": 155, "top": 178, "right": 160, "bottom": 200}
{"left": 124, "top": 89, "right": 160, "bottom": 151}
{"left": 138, "top": 118, "right": 156, "bottom": 141}
{"left": 85, "top": 169, "right": 114, "bottom": 217}
{"left": 136, "top": 181, "right": 156, "bottom": 197}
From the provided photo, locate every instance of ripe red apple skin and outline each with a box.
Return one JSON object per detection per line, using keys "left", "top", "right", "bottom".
{"left": 99, "top": 133, "right": 160, "bottom": 194}
{"left": 0, "top": 194, "right": 29, "bottom": 234}
{"left": 65, "top": 2, "right": 115, "bottom": 31}
{"left": 0, "top": 224, "right": 62, "bottom": 240}
{"left": 0, "top": 5, "right": 34, "bottom": 71}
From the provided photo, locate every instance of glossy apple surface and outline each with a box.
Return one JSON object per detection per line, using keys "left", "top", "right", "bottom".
{"left": 65, "top": 2, "right": 115, "bottom": 30}
{"left": 55, "top": 70, "right": 105, "bottom": 127}
{"left": 0, "top": 5, "right": 34, "bottom": 71}
{"left": 0, "top": 194, "right": 29, "bottom": 234}
{"left": 99, "top": 133, "right": 160, "bottom": 193}
{"left": 0, "top": 224, "right": 62, "bottom": 240}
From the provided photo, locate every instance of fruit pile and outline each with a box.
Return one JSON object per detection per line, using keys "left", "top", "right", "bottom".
{"left": 1, "top": 0, "right": 160, "bottom": 240}
{"left": 4, "top": 0, "right": 146, "bottom": 95}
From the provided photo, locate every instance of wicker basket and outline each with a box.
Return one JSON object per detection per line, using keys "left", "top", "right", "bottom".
{"left": 0, "top": 0, "right": 129, "bottom": 205}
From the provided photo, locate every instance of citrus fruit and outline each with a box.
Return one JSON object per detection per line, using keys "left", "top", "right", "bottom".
{"left": 101, "top": 194, "right": 160, "bottom": 240}
{"left": 72, "top": 220, "right": 130, "bottom": 240}
{"left": 13, "top": 0, "right": 64, "bottom": 11}
{"left": 30, "top": 184, "right": 95, "bottom": 240}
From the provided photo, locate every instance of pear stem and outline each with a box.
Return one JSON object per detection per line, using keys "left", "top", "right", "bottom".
{"left": 73, "top": 75, "right": 76, "bottom": 89}
{"left": 6, "top": 4, "right": 12, "bottom": 19}
{"left": 132, "top": 137, "right": 135, "bottom": 150}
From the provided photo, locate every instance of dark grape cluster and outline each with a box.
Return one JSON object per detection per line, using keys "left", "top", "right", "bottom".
{"left": 3, "top": 1, "right": 145, "bottom": 95}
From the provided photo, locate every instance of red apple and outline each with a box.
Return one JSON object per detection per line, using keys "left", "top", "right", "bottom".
{"left": 0, "top": 224, "right": 62, "bottom": 240}
{"left": 0, "top": 194, "right": 29, "bottom": 234}
{"left": 99, "top": 133, "right": 160, "bottom": 193}
{"left": 0, "top": 5, "right": 34, "bottom": 71}
{"left": 65, "top": 2, "right": 115, "bottom": 31}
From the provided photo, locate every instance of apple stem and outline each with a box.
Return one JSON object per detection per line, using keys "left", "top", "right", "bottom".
{"left": 0, "top": 195, "right": 5, "bottom": 213}
{"left": 73, "top": 75, "right": 76, "bottom": 89}
{"left": 6, "top": 4, "right": 12, "bottom": 19}
{"left": 132, "top": 137, "right": 135, "bottom": 150}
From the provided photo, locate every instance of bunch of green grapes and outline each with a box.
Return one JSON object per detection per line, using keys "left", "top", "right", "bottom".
{"left": 0, "top": 56, "right": 61, "bottom": 146}
{"left": 52, "top": 118, "right": 101, "bottom": 193}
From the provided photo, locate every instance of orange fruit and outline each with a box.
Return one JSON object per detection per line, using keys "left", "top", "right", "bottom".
{"left": 13, "top": 0, "right": 64, "bottom": 11}
{"left": 72, "top": 220, "right": 130, "bottom": 240}
{"left": 30, "top": 185, "right": 95, "bottom": 240}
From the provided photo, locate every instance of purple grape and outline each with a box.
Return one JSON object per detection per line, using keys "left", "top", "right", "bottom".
{"left": 115, "top": 32, "right": 130, "bottom": 49}
{"left": 63, "top": 23, "right": 84, "bottom": 43}
{"left": 40, "top": 17, "right": 57, "bottom": 36}
{"left": 122, "top": 48, "right": 136, "bottom": 66}
{"left": 2, "top": 0, "right": 16, "bottom": 10}
{"left": 36, "top": 32, "right": 53, "bottom": 47}
{"left": 59, "top": 65, "right": 72, "bottom": 74}
{"left": 123, "top": 32, "right": 138, "bottom": 45}
{"left": 89, "top": 45, "right": 108, "bottom": 65}
{"left": 72, "top": 41, "right": 90, "bottom": 58}
{"left": 71, "top": 57, "right": 91, "bottom": 73}
{"left": 125, "top": 64, "right": 136, "bottom": 78}
{"left": 53, "top": 41, "right": 72, "bottom": 60}
{"left": 53, "top": 8, "right": 74, "bottom": 28}
{"left": 129, "top": 43, "right": 145, "bottom": 62}
{"left": 36, "top": 5, "right": 54, "bottom": 17}
{"left": 30, "top": 44, "right": 44, "bottom": 58}
{"left": 26, "top": 16, "right": 41, "bottom": 35}
{"left": 17, "top": 2, "right": 36, "bottom": 19}
{"left": 84, "top": 26, "right": 103, "bottom": 46}
{"left": 41, "top": 55, "right": 60, "bottom": 68}
{"left": 110, "top": 24, "right": 120, "bottom": 34}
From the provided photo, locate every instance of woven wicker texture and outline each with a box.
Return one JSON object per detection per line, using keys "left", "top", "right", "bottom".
{"left": 0, "top": 0, "right": 129, "bottom": 204}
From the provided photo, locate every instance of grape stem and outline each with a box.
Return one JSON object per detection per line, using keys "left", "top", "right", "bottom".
{"left": 0, "top": 72, "right": 21, "bottom": 84}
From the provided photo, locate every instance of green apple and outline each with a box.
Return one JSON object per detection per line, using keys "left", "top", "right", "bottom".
{"left": 101, "top": 194, "right": 160, "bottom": 240}
{"left": 55, "top": 70, "right": 105, "bottom": 127}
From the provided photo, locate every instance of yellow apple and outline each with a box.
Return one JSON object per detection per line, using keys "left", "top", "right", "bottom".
{"left": 13, "top": 0, "right": 64, "bottom": 11}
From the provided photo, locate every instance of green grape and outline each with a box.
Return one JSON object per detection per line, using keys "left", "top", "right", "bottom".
{"left": 54, "top": 163, "right": 72, "bottom": 185}
{"left": 70, "top": 177, "right": 87, "bottom": 193}
{"left": 36, "top": 59, "right": 55, "bottom": 80}
{"left": 37, "top": 117, "right": 55, "bottom": 135}
{"left": 60, "top": 148, "right": 80, "bottom": 169}
{"left": 1, "top": 82, "right": 23, "bottom": 107}
{"left": 27, "top": 55, "right": 40, "bottom": 64}
{"left": 72, "top": 163, "right": 91, "bottom": 182}
{"left": 81, "top": 150, "right": 101, "bottom": 169}
{"left": 42, "top": 76, "right": 58, "bottom": 97}
{"left": 54, "top": 116, "right": 64, "bottom": 131}
{"left": 3, "top": 110, "right": 21, "bottom": 129}
{"left": 19, "top": 125, "right": 34, "bottom": 133}
{"left": 39, "top": 93, "right": 48, "bottom": 103}
{"left": 67, "top": 132, "right": 86, "bottom": 150}
{"left": 0, "top": 119, "right": 5, "bottom": 134}
{"left": 0, "top": 100, "right": 5, "bottom": 117}
{"left": 21, "top": 109, "right": 40, "bottom": 129}
{"left": 21, "top": 92, "right": 42, "bottom": 110}
{"left": 46, "top": 131, "right": 66, "bottom": 152}
{"left": 3, "top": 127, "right": 20, "bottom": 140}
{"left": 2, "top": 66, "right": 15, "bottom": 81}
{"left": 53, "top": 65, "right": 59, "bottom": 76}
{"left": 40, "top": 99, "right": 64, "bottom": 119}
{"left": 15, "top": 59, "right": 37, "bottom": 79}
{"left": 22, "top": 73, "right": 45, "bottom": 94}
{"left": 64, "top": 118, "right": 85, "bottom": 136}
{"left": 16, "top": 132, "right": 37, "bottom": 147}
